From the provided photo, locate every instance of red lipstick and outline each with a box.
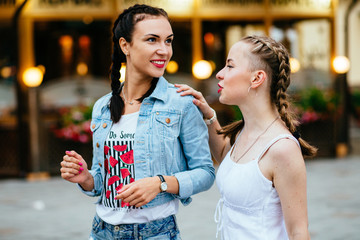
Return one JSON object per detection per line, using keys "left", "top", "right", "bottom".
{"left": 218, "top": 83, "right": 223, "bottom": 94}
{"left": 151, "top": 60, "right": 166, "bottom": 68}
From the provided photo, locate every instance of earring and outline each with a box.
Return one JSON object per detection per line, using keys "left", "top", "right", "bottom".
{"left": 248, "top": 86, "right": 252, "bottom": 93}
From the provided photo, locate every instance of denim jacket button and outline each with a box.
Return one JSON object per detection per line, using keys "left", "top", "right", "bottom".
{"left": 96, "top": 142, "right": 100, "bottom": 148}
{"left": 156, "top": 111, "right": 159, "bottom": 115}
{"left": 102, "top": 123, "right": 107, "bottom": 128}
{"left": 92, "top": 124, "right": 96, "bottom": 129}
{"left": 98, "top": 163, "right": 102, "bottom": 167}
{"left": 165, "top": 118, "right": 171, "bottom": 124}
{"left": 114, "top": 226, "right": 120, "bottom": 231}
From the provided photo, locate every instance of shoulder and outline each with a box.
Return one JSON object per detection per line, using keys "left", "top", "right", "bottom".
{"left": 268, "top": 136, "right": 305, "bottom": 171}
{"left": 92, "top": 92, "right": 112, "bottom": 115}
{"left": 165, "top": 82, "right": 195, "bottom": 108}
{"left": 94, "top": 92, "right": 112, "bottom": 105}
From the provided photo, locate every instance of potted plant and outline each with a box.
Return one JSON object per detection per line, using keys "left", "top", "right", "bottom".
{"left": 292, "top": 87, "right": 339, "bottom": 157}
{"left": 49, "top": 104, "right": 94, "bottom": 171}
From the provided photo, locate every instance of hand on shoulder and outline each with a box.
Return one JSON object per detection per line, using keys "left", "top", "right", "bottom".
{"left": 174, "top": 84, "right": 214, "bottom": 119}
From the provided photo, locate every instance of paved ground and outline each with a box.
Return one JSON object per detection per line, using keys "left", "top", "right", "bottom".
{"left": 0, "top": 155, "right": 359, "bottom": 240}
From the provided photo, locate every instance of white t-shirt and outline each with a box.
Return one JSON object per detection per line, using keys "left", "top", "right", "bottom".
{"left": 96, "top": 111, "right": 178, "bottom": 225}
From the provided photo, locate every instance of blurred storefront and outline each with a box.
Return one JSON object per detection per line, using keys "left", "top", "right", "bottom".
{"left": 0, "top": 0, "right": 359, "bottom": 178}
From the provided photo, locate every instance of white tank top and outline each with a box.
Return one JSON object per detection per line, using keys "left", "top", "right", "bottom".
{"left": 215, "top": 134, "right": 300, "bottom": 240}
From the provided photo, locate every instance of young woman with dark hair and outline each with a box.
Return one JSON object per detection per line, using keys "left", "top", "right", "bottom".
{"left": 60, "top": 4, "right": 215, "bottom": 239}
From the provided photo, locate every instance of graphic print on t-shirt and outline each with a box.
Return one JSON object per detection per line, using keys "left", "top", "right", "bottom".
{"left": 102, "top": 129, "right": 140, "bottom": 210}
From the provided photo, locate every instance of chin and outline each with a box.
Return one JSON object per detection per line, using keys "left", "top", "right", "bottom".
{"left": 219, "top": 96, "right": 230, "bottom": 106}
{"left": 151, "top": 70, "right": 165, "bottom": 78}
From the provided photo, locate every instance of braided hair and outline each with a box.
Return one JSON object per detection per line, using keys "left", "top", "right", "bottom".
{"left": 219, "top": 35, "right": 317, "bottom": 158}
{"left": 109, "top": 4, "right": 168, "bottom": 123}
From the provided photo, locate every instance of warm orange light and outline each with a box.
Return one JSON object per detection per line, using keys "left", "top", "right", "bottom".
{"left": 1, "top": 66, "right": 12, "bottom": 78}
{"left": 193, "top": 60, "right": 212, "bottom": 80}
{"left": 59, "top": 35, "right": 73, "bottom": 50}
{"left": 204, "top": 32, "right": 215, "bottom": 46}
{"left": 79, "top": 35, "right": 91, "bottom": 49}
{"left": 120, "top": 63, "right": 126, "bottom": 82}
{"left": 83, "top": 16, "right": 93, "bottom": 25}
{"left": 290, "top": 58, "right": 300, "bottom": 73}
{"left": 332, "top": 56, "right": 350, "bottom": 74}
{"left": 166, "top": 60, "right": 178, "bottom": 74}
{"left": 23, "top": 67, "right": 44, "bottom": 87}
{"left": 77, "top": 62, "right": 88, "bottom": 76}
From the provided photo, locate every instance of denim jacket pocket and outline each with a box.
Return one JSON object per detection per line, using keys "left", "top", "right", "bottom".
{"left": 154, "top": 111, "right": 180, "bottom": 139}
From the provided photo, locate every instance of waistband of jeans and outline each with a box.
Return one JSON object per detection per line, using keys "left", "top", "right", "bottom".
{"left": 97, "top": 214, "right": 177, "bottom": 233}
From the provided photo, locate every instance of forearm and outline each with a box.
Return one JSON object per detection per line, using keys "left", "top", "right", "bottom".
{"left": 289, "top": 230, "right": 310, "bottom": 240}
{"left": 207, "top": 119, "right": 228, "bottom": 163}
{"left": 163, "top": 176, "right": 179, "bottom": 195}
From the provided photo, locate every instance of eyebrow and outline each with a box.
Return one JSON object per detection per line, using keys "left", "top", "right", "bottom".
{"left": 145, "top": 33, "right": 174, "bottom": 38}
{"left": 227, "top": 59, "right": 234, "bottom": 64}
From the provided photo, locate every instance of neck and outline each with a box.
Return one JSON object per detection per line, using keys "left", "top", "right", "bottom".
{"left": 240, "top": 104, "right": 279, "bottom": 135}
{"left": 123, "top": 76, "right": 153, "bottom": 102}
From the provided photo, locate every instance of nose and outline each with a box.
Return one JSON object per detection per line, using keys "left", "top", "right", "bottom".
{"left": 216, "top": 68, "right": 224, "bottom": 80}
{"left": 156, "top": 43, "right": 170, "bottom": 56}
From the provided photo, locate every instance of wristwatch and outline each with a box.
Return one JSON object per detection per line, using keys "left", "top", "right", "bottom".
{"left": 157, "top": 175, "right": 168, "bottom": 192}
{"left": 204, "top": 108, "right": 217, "bottom": 125}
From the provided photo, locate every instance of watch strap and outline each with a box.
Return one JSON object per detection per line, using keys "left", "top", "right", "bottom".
{"left": 157, "top": 174, "right": 165, "bottom": 183}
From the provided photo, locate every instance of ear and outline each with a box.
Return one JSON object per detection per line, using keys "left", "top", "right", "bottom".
{"left": 250, "top": 70, "right": 267, "bottom": 89}
{"left": 119, "top": 37, "right": 129, "bottom": 56}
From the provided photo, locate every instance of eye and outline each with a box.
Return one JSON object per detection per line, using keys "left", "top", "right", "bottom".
{"left": 226, "top": 64, "right": 234, "bottom": 69}
{"left": 165, "top": 38, "right": 173, "bottom": 44}
{"left": 147, "top": 37, "right": 156, "bottom": 43}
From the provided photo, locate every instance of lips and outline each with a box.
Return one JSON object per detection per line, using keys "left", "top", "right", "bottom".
{"left": 151, "top": 60, "right": 166, "bottom": 68}
{"left": 217, "top": 83, "right": 223, "bottom": 94}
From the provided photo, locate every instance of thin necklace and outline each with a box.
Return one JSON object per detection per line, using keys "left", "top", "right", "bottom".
{"left": 122, "top": 88, "right": 135, "bottom": 105}
{"left": 234, "top": 116, "right": 280, "bottom": 163}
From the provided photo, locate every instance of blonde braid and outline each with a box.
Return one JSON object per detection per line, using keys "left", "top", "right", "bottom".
{"left": 242, "top": 35, "right": 317, "bottom": 158}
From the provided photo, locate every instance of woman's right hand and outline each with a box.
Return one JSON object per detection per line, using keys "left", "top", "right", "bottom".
{"left": 175, "top": 84, "right": 214, "bottom": 119}
{"left": 60, "top": 150, "right": 89, "bottom": 184}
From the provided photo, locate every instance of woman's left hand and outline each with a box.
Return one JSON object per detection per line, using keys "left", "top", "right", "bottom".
{"left": 114, "top": 176, "right": 161, "bottom": 207}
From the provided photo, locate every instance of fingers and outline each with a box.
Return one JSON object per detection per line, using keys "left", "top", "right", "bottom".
{"left": 63, "top": 151, "right": 83, "bottom": 166}
{"left": 65, "top": 150, "right": 83, "bottom": 161}
{"left": 60, "top": 151, "right": 84, "bottom": 178}
{"left": 115, "top": 185, "right": 146, "bottom": 207}
{"left": 60, "top": 167, "right": 78, "bottom": 178}
{"left": 114, "top": 179, "right": 158, "bottom": 208}
{"left": 175, "top": 84, "right": 205, "bottom": 101}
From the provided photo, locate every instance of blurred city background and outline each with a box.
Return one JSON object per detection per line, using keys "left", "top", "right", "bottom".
{"left": 0, "top": 0, "right": 359, "bottom": 239}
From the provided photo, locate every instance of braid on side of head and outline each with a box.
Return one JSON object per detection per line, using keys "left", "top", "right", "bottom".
{"left": 109, "top": 15, "right": 126, "bottom": 123}
{"left": 243, "top": 35, "right": 317, "bottom": 158}
{"left": 271, "top": 42, "right": 297, "bottom": 133}
{"left": 269, "top": 39, "right": 317, "bottom": 157}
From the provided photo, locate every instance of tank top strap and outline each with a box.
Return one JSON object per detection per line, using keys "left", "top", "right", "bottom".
{"left": 257, "top": 134, "right": 300, "bottom": 162}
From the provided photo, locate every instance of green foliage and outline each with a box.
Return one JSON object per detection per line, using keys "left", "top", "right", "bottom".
{"left": 292, "top": 88, "right": 338, "bottom": 124}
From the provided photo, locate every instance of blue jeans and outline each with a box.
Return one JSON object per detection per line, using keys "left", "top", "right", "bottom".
{"left": 89, "top": 214, "right": 181, "bottom": 240}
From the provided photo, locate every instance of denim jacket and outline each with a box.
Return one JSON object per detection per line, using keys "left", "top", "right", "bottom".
{"left": 79, "top": 77, "right": 215, "bottom": 208}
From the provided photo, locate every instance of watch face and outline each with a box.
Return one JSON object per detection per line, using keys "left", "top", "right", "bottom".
{"left": 161, "top": 182, "right": 168, "bottom": 192}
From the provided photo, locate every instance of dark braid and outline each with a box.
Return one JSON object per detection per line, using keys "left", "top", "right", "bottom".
{"left": 109, "top": 4, "right": 168, "bottom": 123}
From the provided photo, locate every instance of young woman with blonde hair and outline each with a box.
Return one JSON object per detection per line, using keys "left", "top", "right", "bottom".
{"left": 177, "top": 35, "right": 316, "bottom": 240}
